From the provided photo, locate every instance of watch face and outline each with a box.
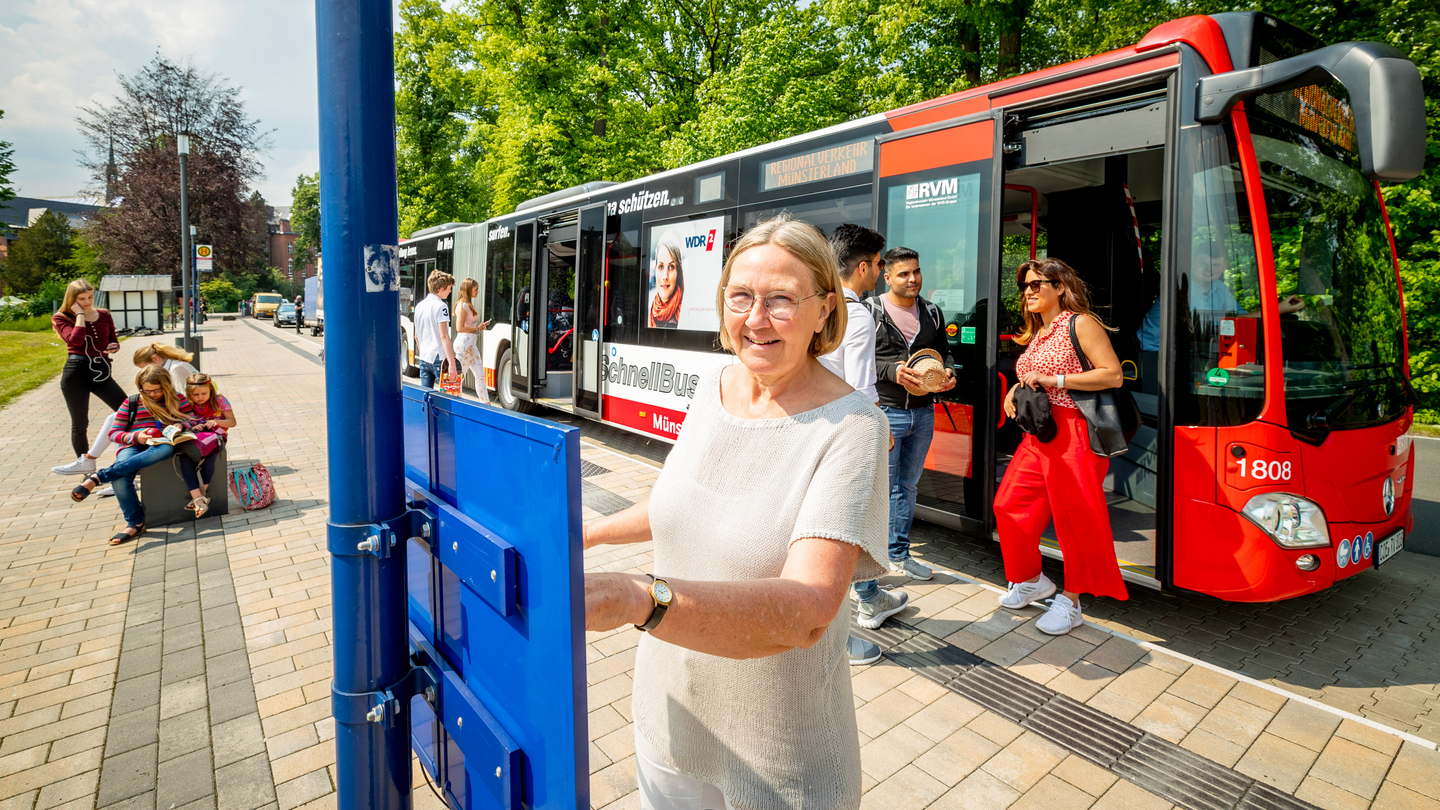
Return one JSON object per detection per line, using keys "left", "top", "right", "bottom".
{"left": 653, "top": 581, "right": 672, "bottom": 603}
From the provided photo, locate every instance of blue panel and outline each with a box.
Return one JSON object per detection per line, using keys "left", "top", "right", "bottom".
{"left": 408, "top": 486, "right": 517, "bottom": 618}
{"left": 405, "top": 389, "right": 588, "bottom": 810}
{"left": 403, "top": 385, "right": 432, "bottom": 489}
{"left": 407, "top": 538, "right": 436, "bottom": 644}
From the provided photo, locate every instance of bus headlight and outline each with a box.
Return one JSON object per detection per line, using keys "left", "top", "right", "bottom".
{"left": 1241, "top": 493, "right": 1330, "bottom": 549}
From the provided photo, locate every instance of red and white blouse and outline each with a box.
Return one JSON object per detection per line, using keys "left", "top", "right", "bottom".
{"left": 1015, "top": 310, "right": 1084, "bottom": 411}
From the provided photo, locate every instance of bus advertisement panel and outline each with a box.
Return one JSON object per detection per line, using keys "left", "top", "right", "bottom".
{"left": 645, "top": 216, "right": 726, "bottom": 331}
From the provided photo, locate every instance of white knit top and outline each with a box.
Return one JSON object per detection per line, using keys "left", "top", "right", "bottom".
{"left": 634, "top": 368, "right": 890, "bottom": 810}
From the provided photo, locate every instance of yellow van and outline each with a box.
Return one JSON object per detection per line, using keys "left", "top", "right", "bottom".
{"left": 253, "top": 293, "right": 284, "bottom": 319}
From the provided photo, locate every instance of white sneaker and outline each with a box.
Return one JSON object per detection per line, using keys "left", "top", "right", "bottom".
{"left": 999, "top": 573, "right": 1057, "bottom": 609}
{"left": 97, "top": 485, "right": 115, "bottom": 497}
{"left": 855, "top": 589, "right": 910, "bottom": 629}
{"left": 52, "top": 455, "right": 96, "bottom": 475}
{"left": 889, "top": 557, "right": 933, "bottom": 581}
{"left": 1036, "top": 594, "right": 1083, "bottom": 635}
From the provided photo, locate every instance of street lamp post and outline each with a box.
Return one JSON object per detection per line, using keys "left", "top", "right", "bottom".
{"left": 177, "top": 133, "right": 192, "bottom": 347}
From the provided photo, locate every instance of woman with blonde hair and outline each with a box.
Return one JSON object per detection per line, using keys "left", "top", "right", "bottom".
{"left": 133, "top": 342, "right": 199, "bottom": 391}
{"left": 997, "top": 257, "right": 1127, "bottom": 635}
{"left": 452, "top": 278, "right": 490, "bottom": 403}
{"left": 71, "top": 365, "right": 195, "bottom": 544}
{"left": 52, "top": 279, "right": 126, "bottom": 472}
{"left": 585, "top": 215, "right": 890, "bottom": 809}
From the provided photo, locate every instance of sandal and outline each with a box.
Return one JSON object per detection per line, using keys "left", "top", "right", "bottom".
{"left": 189, "top": 496, "right": 210, "bottom": 519}
{"left": 109, "top": 524, "right": 145, "bottom": 546}
{"left": 72, "top": 474, "right": 102, "bottom": 502}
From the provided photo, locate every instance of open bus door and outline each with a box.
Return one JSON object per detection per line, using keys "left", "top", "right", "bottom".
{"left": 573, "top": 204, "right": 607, "bottom": 417}
{"left": 509, "top": 220, "right": 538, "bottom": 401}
{"left": 874, "top": 112, "right": 1004, "bottom": 535}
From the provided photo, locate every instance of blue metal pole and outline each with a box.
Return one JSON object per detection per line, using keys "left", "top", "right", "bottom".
{"left": 316, "top": 1, "right": 409, "bottom": 809}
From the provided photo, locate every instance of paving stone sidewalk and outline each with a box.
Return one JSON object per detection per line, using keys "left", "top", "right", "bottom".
{"left": 5, "top": 319, "right": 1439, "bottom": 810}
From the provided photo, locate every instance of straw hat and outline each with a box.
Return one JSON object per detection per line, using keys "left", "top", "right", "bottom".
{"left": 902, "top": 348, "right": 949, "bottom": 396}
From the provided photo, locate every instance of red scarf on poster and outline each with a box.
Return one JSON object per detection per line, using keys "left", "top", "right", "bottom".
{"left": 649, "top": 288, "right": 683, "bottom": 327}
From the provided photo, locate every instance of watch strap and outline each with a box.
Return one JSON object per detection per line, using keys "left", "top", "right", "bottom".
{"left": 637, "top": 574, "right": 670, "bottom": 632}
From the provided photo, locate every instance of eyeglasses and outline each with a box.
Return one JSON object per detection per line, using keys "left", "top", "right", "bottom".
{"left": 724, "top": 286, "right": 823, "bottom": 321}
{"left": 1020, "top": 279, "right": 1061, "bottom": 293}
{"left": 142, "top": 387, "right": 164, "bottom": 397}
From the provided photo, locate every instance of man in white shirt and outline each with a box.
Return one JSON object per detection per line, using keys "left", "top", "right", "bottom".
{"left": 821, "top": 224, "right": 909, "bottom": 666}
{"left": 413, "top": 270, "right": 458, "bottom": 389}
{"left": 820, "top": 223, "right": 883, "bottom": 404}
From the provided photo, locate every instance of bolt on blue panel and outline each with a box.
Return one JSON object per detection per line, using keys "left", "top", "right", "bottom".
{"left": 404, "top": 386, "right": 588, "bottom": 810}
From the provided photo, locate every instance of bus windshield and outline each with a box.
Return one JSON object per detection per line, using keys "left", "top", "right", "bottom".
{"left": 1248, "top": 81, "right": 1408, "bottom": 438}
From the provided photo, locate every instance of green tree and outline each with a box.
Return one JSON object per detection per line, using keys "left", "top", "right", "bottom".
{"left": 0, "top": 109, "right": 15, "bottom": 204}
{"left": 2, "top": 211, "right": 74, "bottom": 295}
{"left": 58, "top": 225, "right": 110, "bottom": 284}
{"left": 199, "top": 278, "right": 243, "bottom": 312}
{"left": 289, "top": 172, "right": 322, "bottom": 259}
{"left": 663, "top": 6, "right": 865, "bottom": 165}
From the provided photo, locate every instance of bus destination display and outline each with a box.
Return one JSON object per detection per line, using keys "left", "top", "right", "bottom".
{"left": 761, "top": 139, "right": 874, "bottom": 192}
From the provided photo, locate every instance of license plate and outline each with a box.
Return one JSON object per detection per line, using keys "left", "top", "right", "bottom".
{"left": 1376, "top": 530, "right": 1404, "bottom": 568}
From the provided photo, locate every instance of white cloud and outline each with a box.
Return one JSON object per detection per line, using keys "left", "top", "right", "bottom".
{"left": 0, "top": 0, "right": 319, "bottom": 207}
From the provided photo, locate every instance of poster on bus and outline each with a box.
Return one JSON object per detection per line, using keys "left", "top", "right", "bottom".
{"left": 646, "top": 215, "right": 725, "bottom": 332}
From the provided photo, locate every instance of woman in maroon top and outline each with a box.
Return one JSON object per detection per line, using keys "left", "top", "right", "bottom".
{"left": 52, "top": 280, "right": 127, "bottom": 460}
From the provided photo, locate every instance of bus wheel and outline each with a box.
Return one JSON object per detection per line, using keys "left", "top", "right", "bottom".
{"left": 400, "top": 333, "right": 417, "bottom": 378}
{"left": 496, "top": 349, "right": 535, "bottom": 413}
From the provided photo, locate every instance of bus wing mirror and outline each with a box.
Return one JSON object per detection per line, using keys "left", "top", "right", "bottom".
{"left": 1195, "top": 41, "right": 1426, "bottom": 183}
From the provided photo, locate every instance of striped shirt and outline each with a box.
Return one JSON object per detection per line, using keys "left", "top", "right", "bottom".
{"left": 108, "top": 395, "right": 195, "bottom": 447}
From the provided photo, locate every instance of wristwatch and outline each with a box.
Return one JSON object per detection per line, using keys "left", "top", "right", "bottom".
{"left": 636, "top": 574, "right": 673, "bottom": 632}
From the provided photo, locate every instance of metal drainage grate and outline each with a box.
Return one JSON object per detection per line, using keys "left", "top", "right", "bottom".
{"left": 849, "top": 616, "right": 1325, "bottom": 810}
{"left": 579, "top": 460, "right": 610, "bottom": 478}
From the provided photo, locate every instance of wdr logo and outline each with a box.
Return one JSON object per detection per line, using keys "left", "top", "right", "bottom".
{"left": 685, "top": 230, "right": 718, "bottom": 251}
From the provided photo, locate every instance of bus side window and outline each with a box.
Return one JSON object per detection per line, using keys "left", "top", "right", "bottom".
{"left": 487, "top": 237, "right": 515, "bottom": 327}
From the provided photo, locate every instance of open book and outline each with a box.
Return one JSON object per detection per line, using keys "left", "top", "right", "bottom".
{"left": 147, "top": 424, "right": 198, "bottom": 446}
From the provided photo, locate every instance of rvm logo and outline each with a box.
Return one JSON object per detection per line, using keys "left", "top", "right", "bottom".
{"left": 684, "top": 230, "right": 718, "bottom": 251}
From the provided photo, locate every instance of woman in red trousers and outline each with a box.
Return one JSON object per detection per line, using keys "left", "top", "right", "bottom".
{"left": 998, "top": 257, "right": 1127, "bottom": 635}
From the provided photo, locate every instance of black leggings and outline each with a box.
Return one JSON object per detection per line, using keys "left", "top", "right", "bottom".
{"left": 61, "top": 355, "right": 128, "bottom": 457}
{"left": 177, "top": 451, "right": 219, "bottom": 492}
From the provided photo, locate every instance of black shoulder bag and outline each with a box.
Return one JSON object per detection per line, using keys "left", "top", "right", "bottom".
{"left": 1067, "top": 317, "right": 1141, "bottom": 457}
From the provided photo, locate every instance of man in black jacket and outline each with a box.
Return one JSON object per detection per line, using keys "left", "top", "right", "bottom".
{"left": 859, "top": 247, "right": 954, "bottom": 591}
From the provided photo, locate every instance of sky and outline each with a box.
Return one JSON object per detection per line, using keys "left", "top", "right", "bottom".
{"left": 0, "top": 0, "right": 325, "bottom": 208}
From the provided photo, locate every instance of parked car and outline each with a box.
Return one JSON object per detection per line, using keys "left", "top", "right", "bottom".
{"left": 253, "top": 293, "right": 284, "bottom": 319}
{"left": 275, "top": 302, "right": 298, "bottom": 327}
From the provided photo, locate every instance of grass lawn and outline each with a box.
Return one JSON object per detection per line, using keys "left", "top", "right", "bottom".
{"left": 0, "top": 331, "right": 69, "bottom": 410}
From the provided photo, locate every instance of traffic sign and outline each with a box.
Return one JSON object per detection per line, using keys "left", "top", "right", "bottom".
{"left": 195, "top": 244, "right": 214, "bottom": 272}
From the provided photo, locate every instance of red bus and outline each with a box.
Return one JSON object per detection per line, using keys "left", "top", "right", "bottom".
{"left": 402, "top": 11, "right": 1426, "bottom": 601}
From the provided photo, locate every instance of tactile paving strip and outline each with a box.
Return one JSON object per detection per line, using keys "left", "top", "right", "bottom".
{"left": 580, "top": 480, "right": 633, "bottom": 516}
{"left": 852, "top": 615, "right": 1322, "bottom": 810}
{"left": 579, "top": 460, "right": 610, "bottom": 478}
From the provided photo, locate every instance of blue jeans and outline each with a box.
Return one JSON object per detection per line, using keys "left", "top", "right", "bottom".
{"left": 97, "top": 444, "right": 177, "bottom": 527}
{"left": 854, "top": 405, "right": 936, "bottom": 602}
{"left": 418, "top": 359, "right": 440, "bottom": 389}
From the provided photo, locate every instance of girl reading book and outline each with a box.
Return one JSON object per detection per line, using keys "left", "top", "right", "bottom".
{"left": 177, "top": 373, "right": 239, "bottom": 517}
{"left": 71, "top": 366, "right": 194, "bottom": 544}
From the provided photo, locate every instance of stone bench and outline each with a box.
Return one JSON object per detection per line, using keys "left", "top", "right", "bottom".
{"left": 138, "top": 446, "right": 230, "bottom": 528}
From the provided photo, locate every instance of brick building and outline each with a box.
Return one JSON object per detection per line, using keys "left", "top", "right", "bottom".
{"left": 268, "top": 206, "right": 316, "bottom": 285}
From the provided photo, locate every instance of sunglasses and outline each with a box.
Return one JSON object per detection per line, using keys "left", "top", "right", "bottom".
{"left": 1021, "top": 279, "right": 1061, "bottom": 293}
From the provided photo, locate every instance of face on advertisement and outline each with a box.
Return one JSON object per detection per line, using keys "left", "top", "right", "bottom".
{"left": 655, "top": 245, "right": 680, "bottom": 302}
{"left": 724, "top": 244, "right": 834, "bottom": 380}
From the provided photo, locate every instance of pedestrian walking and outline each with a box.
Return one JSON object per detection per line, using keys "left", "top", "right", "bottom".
{"left": 453, "top": 278, "right": 490, "bottom": 404}
{"left": 52, "top": 279, "right": 127, "bottom": 475}
{"left": 413, "top": 270, "right": 458, "bottom": 389}
{"left": 866, "top": 247, "right": 955, "bottom": 583}
{"left": 997, "top": 257, "right": 1128, "bottom": 635}
{"left": 70, "top": 365, "right": 195, "bottom": 545}
{"left": 820, "top": 224, "right": 907, "bottom": 665}
{"left": 584, "top": 215, "right": 889, "bottom": 810}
